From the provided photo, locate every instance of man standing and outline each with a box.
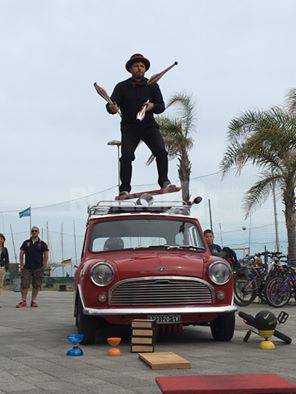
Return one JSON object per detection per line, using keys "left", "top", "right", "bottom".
{"left": 16, "top": 226, "right": 49, "bottom": 308}
{"left": 106, "top": 54, "right": 174, "bottom": 198}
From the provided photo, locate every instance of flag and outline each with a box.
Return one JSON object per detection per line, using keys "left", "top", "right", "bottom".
{"left": 19, "top": 207, "right": 31, "bottom": 218}
{"left": 61, "top": 258, "right": 72, "bottom": 266}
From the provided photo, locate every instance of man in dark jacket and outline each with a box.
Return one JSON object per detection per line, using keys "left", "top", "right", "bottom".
{"left": 106, "top": 54, "right": 174, "bottom": 198}
{"left": 203, "top": 229, "right": 222, "bottom": 256}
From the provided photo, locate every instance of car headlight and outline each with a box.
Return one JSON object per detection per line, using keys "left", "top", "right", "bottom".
{"left": 208, "top": 261, "right": 231, "bottom": 285}
{"left": 90, "top": 263, "right": 114, "bottom": 287}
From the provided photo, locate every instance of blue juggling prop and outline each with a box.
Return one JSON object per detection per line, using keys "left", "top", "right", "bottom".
{"left": 66, "top": 334, "right": 84, "bottom": 356}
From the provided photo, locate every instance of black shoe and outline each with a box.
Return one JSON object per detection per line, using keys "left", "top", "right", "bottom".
{"left": 162, "top": 181, "right": 176, "bottom": 192}
{"left": 117, "top": 191, "right": 129, "bottom": 200}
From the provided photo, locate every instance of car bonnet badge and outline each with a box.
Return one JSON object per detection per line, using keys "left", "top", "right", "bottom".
{"left": 158, "top": 267, "right": 165, "bottom": 272}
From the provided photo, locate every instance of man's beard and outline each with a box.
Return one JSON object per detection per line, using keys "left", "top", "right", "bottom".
{"left": 133, "top": 71, "right": 144, "bottom": 80}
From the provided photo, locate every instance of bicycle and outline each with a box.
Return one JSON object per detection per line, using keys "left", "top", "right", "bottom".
{"left": 233, "top": 252, "right": 287, "bottom": 306}
{"left": 264, "top": 265, "right": 296, "bottom": 307}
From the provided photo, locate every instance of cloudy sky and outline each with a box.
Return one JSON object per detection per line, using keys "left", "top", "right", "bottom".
{"left": 1, "top": 0, "right": 295, "bottom": 264}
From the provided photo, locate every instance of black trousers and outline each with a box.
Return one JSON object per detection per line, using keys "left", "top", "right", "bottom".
{"left": 120, "top": 126, "right": 169, "bottom": 193}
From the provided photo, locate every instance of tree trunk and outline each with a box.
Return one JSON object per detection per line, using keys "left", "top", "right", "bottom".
{"left": 178, "top": 150, "right": 191, "bottom": 204}
{"left": 283, "top": 186, "right": 296, "bottom": 265}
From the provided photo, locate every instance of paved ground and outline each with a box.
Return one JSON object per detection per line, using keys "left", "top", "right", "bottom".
{"left": 0, "top": 291, "right": 295, "bottom": 393}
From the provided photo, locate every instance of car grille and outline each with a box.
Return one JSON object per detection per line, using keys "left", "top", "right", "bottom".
{"left": 109, "top": 277, "right": 213, "bottom": 306}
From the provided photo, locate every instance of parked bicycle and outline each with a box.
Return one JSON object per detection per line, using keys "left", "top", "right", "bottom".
{"left": 264, "top": 264, "right": 296, "bottom": 307}
{"left": 233, "top": 252, "right": 287, "bottom": 306}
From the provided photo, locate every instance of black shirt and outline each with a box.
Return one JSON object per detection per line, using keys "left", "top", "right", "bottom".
{"left": 0, "top": 247, "right": 9, "bottom": 270}
{"left": 20, "top": 238, "right": 48, "bottom": 269}
{"left": 106, "top": 77, "right": 165, "bottom": 130}
{"left": 209, "top": 243, "right": 222, "bottom": 256}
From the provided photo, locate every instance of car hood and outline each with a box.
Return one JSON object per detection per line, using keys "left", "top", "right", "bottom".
{"left": 100, "top": 249, "right": 206, "bottom": 280}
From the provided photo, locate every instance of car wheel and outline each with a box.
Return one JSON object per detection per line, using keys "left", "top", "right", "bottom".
{"left": 76, "top": 294, "right": 96, "bottom": 345}
{"left": 210, "top": 312, "right": 235, "bottom": 341}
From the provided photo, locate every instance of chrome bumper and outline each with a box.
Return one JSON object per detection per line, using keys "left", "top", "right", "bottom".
{"left": 83, "top": 305, "right": 237, "bottom": 316}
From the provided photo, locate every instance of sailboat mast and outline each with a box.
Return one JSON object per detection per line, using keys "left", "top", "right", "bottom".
{"left": 10, "top": 224, "right": 17, "bottom": 263}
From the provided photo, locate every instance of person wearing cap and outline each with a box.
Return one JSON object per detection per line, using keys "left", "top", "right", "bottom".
{"left": 106, "top": 54, "right": 174, "bottom": 198}
{"left": 16, "top": 226, "right": 49, "bottom": 308}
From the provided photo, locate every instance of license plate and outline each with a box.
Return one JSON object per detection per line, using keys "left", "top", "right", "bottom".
{"left": 147, "top": 315, "right": 181, "bottom": 324}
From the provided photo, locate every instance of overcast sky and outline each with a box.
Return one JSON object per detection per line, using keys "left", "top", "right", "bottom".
{"left": 1, "top": 0, "right": 295, "bottom": 263}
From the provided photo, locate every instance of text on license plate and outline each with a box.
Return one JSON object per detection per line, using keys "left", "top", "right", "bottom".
{"left": 147, "top": 315, "right": 181, "bottom": 324}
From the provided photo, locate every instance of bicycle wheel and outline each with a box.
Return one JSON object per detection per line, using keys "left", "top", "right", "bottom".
{"left": 234, "top": 274, "right": 257, "bottom": 306}
{"left": 265, "top": 277, "right": 291, "bottom": 308}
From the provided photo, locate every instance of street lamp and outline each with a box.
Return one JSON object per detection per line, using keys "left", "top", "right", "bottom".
{"left": 107, "top": 140, "right": 121, "bottom": 193}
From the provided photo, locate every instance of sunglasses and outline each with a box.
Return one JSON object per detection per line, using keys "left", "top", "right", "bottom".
{"left": 31, "top": 230, "right": 38, "bottom": 233}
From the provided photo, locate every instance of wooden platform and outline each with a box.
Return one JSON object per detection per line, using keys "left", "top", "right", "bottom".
{"left": 139, "top": 352, "right": 191, "bottom": 370}
{"left": 156, "top": 374, "right": 296, "bottom": 393}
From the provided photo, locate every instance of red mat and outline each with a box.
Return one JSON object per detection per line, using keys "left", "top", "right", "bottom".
{"left": 156, "top": 374, "right": 296, "bottom": 393}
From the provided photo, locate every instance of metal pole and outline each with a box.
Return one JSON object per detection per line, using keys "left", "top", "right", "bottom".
{"left": 219, "top": 223, "right": 223, "bottom": 247}
{"left": 73, "top": 220, "right": 78, "bottom": 277}
{"left": 117, "top": 145, "right": 120, "bottom": 194}
{"left": 61, "top": 223, "right": 64, "bottom": 277}
{"left": 248, "top": 214, "right": 252, "bottom": 255}
{"left": 29, "top": 205, "right": 32, "bottom": 234}
{"left": 272, "top": 182, "right": 280, "bottom": 252}
{"left": 208, "top": 199, "right": 213, "bottom": 231}
{"left": 46, "top": 221, "right": 53, "bottom": 274}
{"left": 10, "top": 224, "right": 17, "bottom": 263}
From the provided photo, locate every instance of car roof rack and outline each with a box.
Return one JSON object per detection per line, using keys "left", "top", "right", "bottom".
{"left": 87, "top": 200, "right": 191, "bottom": 217}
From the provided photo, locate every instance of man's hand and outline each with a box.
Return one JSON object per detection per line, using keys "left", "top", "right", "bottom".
{"left": 19, "top": 263, "right": 24, "bottom": 272}
{"left": 146, "top": 102, "right": 154, "bottom": 112}
{"left": 109, "top": 102, "right": 119, "bottom": 114}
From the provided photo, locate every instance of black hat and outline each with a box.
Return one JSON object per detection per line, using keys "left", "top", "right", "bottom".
{"left": 125, "top": 54, "right": 150, "bottom": 72}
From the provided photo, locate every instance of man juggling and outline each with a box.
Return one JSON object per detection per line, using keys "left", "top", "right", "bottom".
{"left": 97, "top": 54, "right": 177, "bottom": 199}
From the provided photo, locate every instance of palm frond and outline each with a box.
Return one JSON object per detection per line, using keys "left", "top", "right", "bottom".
{"left": 228, "top": 110, "right": 263, "bottom": 141}
{"left": 220, "top": 141, "right": 249, "bottom": 176}
{"left": 166, "top": 93, "right": 195, "bottom": 137}
{"left": 243, "top": 172, "right": 282, "bottom": 217}
{"left": 287, "top": 88, "right": 296, "bottom": 114}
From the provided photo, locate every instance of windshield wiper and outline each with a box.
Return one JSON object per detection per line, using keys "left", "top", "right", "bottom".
{"left": 133, "top": 245, "right": 172, "bottom": 250}
{"left": 133, "top": 245, "right": 205, "bottom": 252}
{"left": 175, "top": 245, "right": 206, "bottom": 252}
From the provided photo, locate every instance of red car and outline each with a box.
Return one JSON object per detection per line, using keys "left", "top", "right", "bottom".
{"left": 74, "top": 200, "right": 236, "bottom": 344}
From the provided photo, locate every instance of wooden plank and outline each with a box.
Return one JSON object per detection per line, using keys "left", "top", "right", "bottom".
{"left": 131, "top": 345, "right": 154, "bottom": 353}
{"left": 132, "top": 337, "right": 153, "bottom": 344}
{"left": 132, "top": 329, "right": 153, "bottom": 337}
{"left": 131, "top": 320, "right": 154, "bottom": 329}
{"left": 139, "top": 352, "right": 191, "bottom": 370}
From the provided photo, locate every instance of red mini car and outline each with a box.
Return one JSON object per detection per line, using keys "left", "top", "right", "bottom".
{"left": 74, "top": 199, "right": 236, "bottom": 344}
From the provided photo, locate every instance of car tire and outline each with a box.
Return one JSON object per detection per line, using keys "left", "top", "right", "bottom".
{"left": 210, "top": 312, "right": 235, "bottom": 341}
{"left": 76, "top": 294, "right": 96, "bottom": 345}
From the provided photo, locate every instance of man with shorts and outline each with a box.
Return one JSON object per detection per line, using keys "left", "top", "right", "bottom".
{"left": 16, "top": 226, "right": 49, "bottom": 308}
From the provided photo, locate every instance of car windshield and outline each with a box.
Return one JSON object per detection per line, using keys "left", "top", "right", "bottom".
{"left": 89, "top": 218, "right": 205, "bottom": 253}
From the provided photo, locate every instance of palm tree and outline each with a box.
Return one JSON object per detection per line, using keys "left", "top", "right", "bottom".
{"left": 147, "top": 93, "right": 195, "bottom": 203}
{"left": 221, "top": 89, "right": 296, "bottom": 264}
